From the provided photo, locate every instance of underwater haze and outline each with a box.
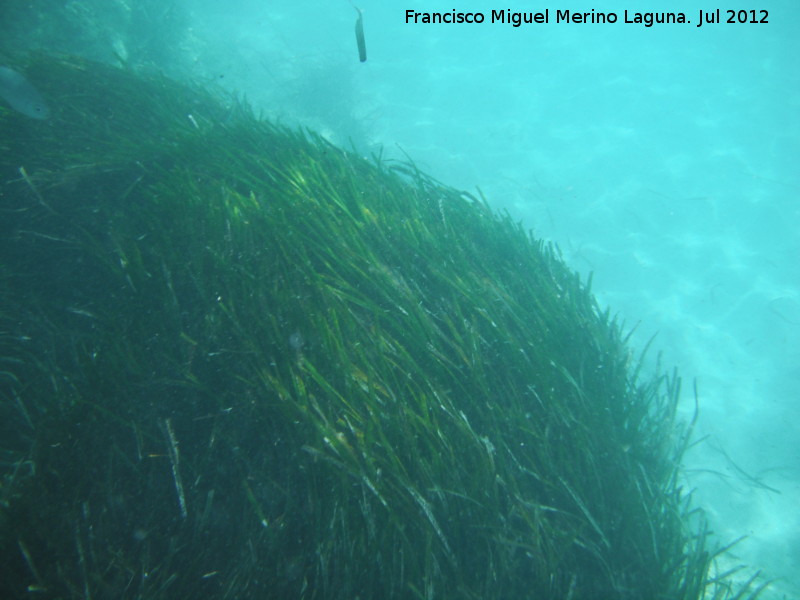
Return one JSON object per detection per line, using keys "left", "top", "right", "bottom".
{"left": 194, "top": 2, "right": 800, "bottom": 594}
{"left": 2, "top": 0, "right": 797, "bottom": 596}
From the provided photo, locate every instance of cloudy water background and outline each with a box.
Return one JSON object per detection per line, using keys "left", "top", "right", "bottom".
{"left": 2, "top": 0, "right": 797, "bottom": 595}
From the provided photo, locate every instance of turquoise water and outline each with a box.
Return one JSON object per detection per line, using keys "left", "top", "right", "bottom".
{"left": 191, "top": 1, "right": 797, "bottom": 593}
{"left": 5, "top": 0, "right": 797, "bottom": 594}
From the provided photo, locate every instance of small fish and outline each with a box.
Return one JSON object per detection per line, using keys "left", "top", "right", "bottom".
{"left": 0, "top": 66, "right": 51, "bottom": 119}
{"left": 354, "top": 7, "right": 367, "bottom": 62}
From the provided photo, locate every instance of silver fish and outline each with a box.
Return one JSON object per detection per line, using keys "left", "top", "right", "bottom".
{"left": 0, "top": 66, "right": 51, "bottom": 119}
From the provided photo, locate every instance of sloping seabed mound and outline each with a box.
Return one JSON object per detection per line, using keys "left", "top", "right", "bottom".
{"left": 0, "top": 56, "right": 766, "bottom": 599}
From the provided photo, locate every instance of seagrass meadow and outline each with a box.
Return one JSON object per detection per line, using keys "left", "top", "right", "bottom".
{"left": 0, "top": 56, "right": 766, "bottom": 600}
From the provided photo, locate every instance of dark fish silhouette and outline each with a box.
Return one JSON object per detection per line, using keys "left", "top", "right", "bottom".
{"left": 0, "top": 66, "right": 51, "bottom": 119}
{"left": 354, "top": 7, "right": 367, "bottom": 62}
